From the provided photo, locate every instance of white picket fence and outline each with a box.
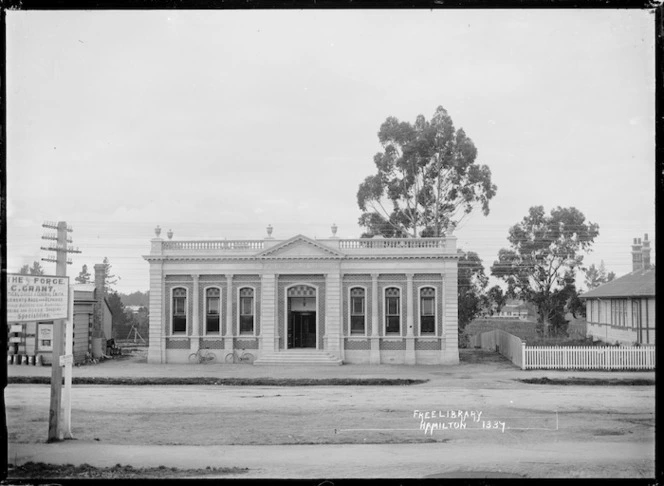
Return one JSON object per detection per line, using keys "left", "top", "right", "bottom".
{"left": 524, "top": 345, "right": 656, "bottom": 370}
{"left": 471, "top": 329, "right": 656, "bottom": 370}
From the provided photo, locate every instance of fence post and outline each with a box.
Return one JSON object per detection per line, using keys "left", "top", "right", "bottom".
{"left": 521, "top": 342, "right": 526, "bottom": 370}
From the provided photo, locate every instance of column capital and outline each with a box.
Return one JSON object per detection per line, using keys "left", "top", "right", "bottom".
{"left": 371, "top": 273, "right": 379, "bottom": 280}
{"left": 226, "top": 274, "right": 233, "bottom": 282}
{"left": 191, "top": 273, "right": 200, "bottom": 281}
{"left": 405, "top": 273, "right": 415, "bottom": 280}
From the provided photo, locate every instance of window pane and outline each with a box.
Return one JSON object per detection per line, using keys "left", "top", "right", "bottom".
{"left": 240, "top": 315, "right": 253, "bottom": 334}
{"left": 207, "top": 297, "right": 219, "bottom": 315}
{"left": 421, "top": 315, "right": 435, "bottom": 333}
{"left": 174, "top": 297, "right": 185, "bottom": 315}
{"left": 421, "top": 297, "right": 434, "bottom": 316}
{"left": 387, "top": 297, "right": 399, "bottom": 315}
{"left": 173, "top": 315, "right": 186, "bottom": 333}
{"left": 206, "top": 315, "right": 220, "bottom": 333}
{"left": 241, "top": 297, "right": 253, "bottom": 316}
{"left": 351, "top": 297, "right": 364, "bottom": 315}
{"left": 386, "top": 315, "right": 400, "bottom": 333}
{"left": 351, "top": 315, "right": 365, "bottom": 334}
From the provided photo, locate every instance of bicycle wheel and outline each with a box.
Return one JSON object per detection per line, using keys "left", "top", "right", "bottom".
{"left": 241, "top": 352, "right": 255, "bottom": 364}
{"left": 205, "top": 352, "right": 217, "bottom": 363}
{"left": 188, "top": 353, "right": 200, "bottom": 364}
{"left": 224, "top": 352, "right": 235, "bottom": 364}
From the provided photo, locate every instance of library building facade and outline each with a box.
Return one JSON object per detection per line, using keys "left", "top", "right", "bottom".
{"left": 144, "top": 225, "right": 460, "bottom": 366}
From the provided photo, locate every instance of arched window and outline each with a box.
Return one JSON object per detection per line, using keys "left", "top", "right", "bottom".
{"left": 239, "top": 287, "right": 254, "bottom": 334}
{"left": 172, "top": 288, "right": 187, "bottom": 334}
{"left": 350, "top": 287, "right": 366, "bottom": 335}
{"left": 420, "top": 287, "right": 436, "bottom": 334}
{"left": 385, "top": 287, "right": 400, "bottom": 334}
{"left": 206, "top": 288, "right": 220, "bottom": 334}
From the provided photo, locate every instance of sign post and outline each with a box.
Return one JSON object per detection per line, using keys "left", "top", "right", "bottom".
{"left": 62, "top": 285, "right": 75, "bottom": 439}
{"left": 6, "top": 272, "right": 69, "bottom": 441}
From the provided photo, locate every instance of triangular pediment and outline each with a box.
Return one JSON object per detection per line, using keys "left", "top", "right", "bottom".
{"left": 257, "top": 235, "right": 345, "bottom": 259}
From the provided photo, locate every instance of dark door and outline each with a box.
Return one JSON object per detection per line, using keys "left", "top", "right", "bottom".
{"left": 289, "top": 312, "right": 316, "bottom": 348}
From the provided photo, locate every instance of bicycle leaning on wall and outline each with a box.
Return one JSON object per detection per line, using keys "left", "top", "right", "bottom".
{"left": 224, "top": 348, "right": 255, "bottom": 364}
{"left": 188, "top": 346, "right": 217, "bottom": 364}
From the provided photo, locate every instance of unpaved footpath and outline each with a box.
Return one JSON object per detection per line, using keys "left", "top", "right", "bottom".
{"left": 9, "top": 439, "right": 653, "bottom": 478}
{"left": 6, "top": 382, "right": 655, "bottom": 478}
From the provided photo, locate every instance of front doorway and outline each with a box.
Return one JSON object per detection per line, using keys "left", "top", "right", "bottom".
{"left": 287, "top": 285, "right": 317, "bottom": 349}
{"left": 289, "top": 311, "right": 317, "bottom": 348}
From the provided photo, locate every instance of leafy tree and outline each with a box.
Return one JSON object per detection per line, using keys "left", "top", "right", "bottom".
{"left": 490, "top": 206, "right": 599, "bottom": 337}
{"left": 102, "top": 257, "right": 119, "bottom": 294}
{"left": 584, "top": 260, "right": 615, "bottom": 290}
{"left": 118, "top": 290, "right": 149, "bottom": 307}
{"left": 458, "top": 250, "right": 489, "bottom": 343}
{"left": 106, "top": 291, "right": 128, "bottom": 332}
{"left": 484, "top": 285, "right": 507, "bottom": 316}
{"left": 19, "top": 261, "right": 45, "bottom": 275}
{"left": 357, "top": 106, "right": 497, "bottom": 238}
{"left": 75, "top": 264, "right": 91, "bottom": 284}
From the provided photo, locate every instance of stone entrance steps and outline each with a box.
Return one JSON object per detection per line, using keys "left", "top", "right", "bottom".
{"left": 254, "top": 349, "right": 343, "bottom": 366}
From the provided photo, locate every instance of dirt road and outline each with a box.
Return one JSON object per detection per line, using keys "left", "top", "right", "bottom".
{"left": 6, "top": 382, "right": 655, "bottom": 478}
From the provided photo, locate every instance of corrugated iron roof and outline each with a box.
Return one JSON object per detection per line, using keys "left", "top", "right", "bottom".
{"left": 580, "top": 267, "right": 655, "bottom": 299}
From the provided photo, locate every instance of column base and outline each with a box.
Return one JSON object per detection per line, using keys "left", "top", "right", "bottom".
{"left": 147, "top": 346, "right": 163, "bottom": 364}
{"left": 440, "top": 342, "right": 460, "bottom": 365}
{"left": 405, "top": 337, "right": 416, "bottom": 365}
{"left": 190, "top": 336, "right": 200, "bottom": 353}
{"left": 224, "top": 337, "right": 234, "bottom": 354}
{"left": 369, "top": 337, "right": 380, "bottom": 364}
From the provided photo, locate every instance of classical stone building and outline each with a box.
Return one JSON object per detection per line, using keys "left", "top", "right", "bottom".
{"left": 144, "top": 225, "right": 460, "bottom": 365}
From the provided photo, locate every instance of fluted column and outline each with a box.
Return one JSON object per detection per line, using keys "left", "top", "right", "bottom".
{"left": 225, "top": 274, "right": 234, "bottom": 355}
{"left": 370, "top": 273, "right": 380, "bottom": 364}
{"left": 405, "top": 273, "right": 416, "bottom": 364}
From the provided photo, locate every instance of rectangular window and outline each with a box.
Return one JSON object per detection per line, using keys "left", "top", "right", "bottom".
{"left": 350, "top": 288, "right": 365, "bottom": 335}
{"left": 239, "top": 288, "right": 254, "bottom": 334}
{"left": 172, "top": 288, "right": 187, "bottom": 334}
{"left": 632, "top": 299, "right": 641, "bottom": 330}
{"left": 420, "top": 298, "right": 435, "bottom": 334}
{"left": 385, "top": 288, "right": 400, "bottom": 334}
{"left": 206, "top": 288, "right": 220, "bottom": 333}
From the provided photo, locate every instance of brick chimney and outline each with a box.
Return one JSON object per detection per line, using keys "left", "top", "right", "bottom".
{"left": 93, "top": 263, "right": 106, "bottom": 338}
{"left": 641, "top": 233, "right": 651, "bottom": 270}
{"left": 631, "top": 237, "right": 643, "bottom": 272}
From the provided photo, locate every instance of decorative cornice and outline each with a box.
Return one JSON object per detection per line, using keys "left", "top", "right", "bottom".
{"left": 145, "top": 254, "right": 457, "bottom": 263}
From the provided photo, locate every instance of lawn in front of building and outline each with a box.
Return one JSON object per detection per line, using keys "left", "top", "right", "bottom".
{"left": 463, "top": 316, "right": 597, "bottom": 347}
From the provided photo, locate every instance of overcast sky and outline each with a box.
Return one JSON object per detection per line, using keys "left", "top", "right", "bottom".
{"left": 7, "top": 9, "right": 656, "bottom": 294}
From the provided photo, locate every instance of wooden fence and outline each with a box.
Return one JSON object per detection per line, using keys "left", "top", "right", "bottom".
{"left": 471, "top": 330, "right": 655, "bottom": 370}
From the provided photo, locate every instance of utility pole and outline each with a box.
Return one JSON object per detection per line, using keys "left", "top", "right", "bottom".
{"left": 41, "top": 221, "right": 80, "bottom": 441}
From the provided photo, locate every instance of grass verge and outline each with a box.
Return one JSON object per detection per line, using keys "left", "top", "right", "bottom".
{"left": 8, "top": 462, "right": 248, "bottom": 479}
{"left": 517, "top": 377, "right": 654, "bottom": 386}
{"left": 8, "top": 376, "right": 428, "bottom": 386}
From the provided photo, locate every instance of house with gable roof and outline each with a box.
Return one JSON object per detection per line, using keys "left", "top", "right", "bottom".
{"left": 581, "top": 234, "right": 655, "bottom": 345}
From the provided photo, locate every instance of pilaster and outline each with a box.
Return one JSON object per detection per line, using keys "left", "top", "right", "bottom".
{"left": 225, "top": 274, "right": 234, "bottom": 354}
{"left": 260, "top": 274, "right": 278, "bottom": 352}
{"left": 405, "top": 273, "right": 416, "bottom": 365}
{"left": 441, "top": 269, "right": 460, "bottom": 364}
{"left": 147, "top": 257, "right": 164, "bottom": 364}
{"left": 370, "top": 273, "right": 380, "bottom": 364}
{"left": 325, "top": 273, "right": 342, "bottom": 359}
